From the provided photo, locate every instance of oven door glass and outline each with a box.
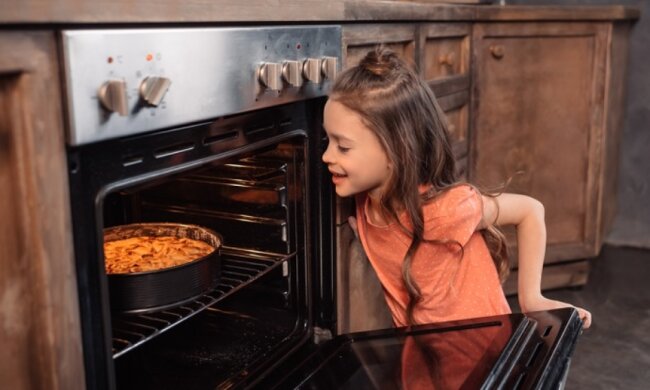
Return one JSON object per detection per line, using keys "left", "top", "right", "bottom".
{"left": 258, "top": 308, "right": 582, "bottom": 390}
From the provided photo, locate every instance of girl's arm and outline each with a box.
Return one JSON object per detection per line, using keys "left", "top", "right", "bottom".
{"left": 479, "top": 193, "right": 592, "bottom": 329}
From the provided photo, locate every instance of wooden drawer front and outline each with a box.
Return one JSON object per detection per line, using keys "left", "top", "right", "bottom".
{"left": 421, "top": 24, "right": 470, "bottom": 82}
{"left": 342, "top": 24, "right": 416, "bottom": 69}
{"left": 437, "top": 89, "right": 469, "bottom": 159}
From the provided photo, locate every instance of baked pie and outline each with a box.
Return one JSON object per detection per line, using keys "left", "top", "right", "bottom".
{"left": 104, "top": 236, "right": 215, "bottom": 274}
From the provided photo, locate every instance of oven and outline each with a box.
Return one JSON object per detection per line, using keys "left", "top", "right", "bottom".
{"left": 62, "top": 26, "right": 582, "bottom": 390}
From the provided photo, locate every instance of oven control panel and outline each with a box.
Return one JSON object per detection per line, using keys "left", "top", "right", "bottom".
{"left": 62, "top": 26, "right": 341, "bottom": 146}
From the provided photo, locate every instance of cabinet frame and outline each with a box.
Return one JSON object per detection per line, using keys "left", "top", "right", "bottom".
{"left": 0, "top": 31, "right": 85, "bottom": 389}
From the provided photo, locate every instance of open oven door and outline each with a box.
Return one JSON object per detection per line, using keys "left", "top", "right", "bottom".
{"left": 255, "top": 307, "right": 582, "bottom": 390}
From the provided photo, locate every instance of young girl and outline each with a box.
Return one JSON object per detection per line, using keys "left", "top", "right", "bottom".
{"left": 322, "top": 48, "right": 592, "bottom": 329}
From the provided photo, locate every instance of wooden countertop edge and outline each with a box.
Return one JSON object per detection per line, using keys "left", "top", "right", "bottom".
{"left": 345, "top": 2, "right": 640, "bottom": 22}
{"left": 0, "top": 1, "right": 640, "bottom": 25}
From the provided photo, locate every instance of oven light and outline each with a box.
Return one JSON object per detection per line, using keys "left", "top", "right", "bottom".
{"left": 146, "top": 53, "right": 153, "bottom": 62}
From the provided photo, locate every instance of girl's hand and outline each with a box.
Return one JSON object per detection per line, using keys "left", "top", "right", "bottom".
{"left": 520, "top": 295, "right": 592, "bottom": 329}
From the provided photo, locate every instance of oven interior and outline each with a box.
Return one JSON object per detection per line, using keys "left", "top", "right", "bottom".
{"left": 68, "top": 101, "right": 334, "bottom": 389}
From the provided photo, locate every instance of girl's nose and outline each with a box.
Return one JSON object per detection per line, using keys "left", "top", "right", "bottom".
{"left": 322, "top": 142, "right": 333, "bottom": 164}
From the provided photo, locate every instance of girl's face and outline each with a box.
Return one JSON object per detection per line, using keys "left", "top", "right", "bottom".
{"left": 322, "top": 99, "right": 392, "bottom": 199}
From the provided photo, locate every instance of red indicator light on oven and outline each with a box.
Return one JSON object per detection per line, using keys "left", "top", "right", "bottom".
{"left": 296, "top": 43, "right": 302, "bottom": 50}
{"left": 107, "top": 56, "right": 114, "bottom": 64}
{"left": 146, "top": 53, "right": 153, "bottom": 61}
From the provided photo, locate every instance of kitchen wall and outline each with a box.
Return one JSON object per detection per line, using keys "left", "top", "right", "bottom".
{"left": 508, "top": 0, "right": 649, "bottom": 247}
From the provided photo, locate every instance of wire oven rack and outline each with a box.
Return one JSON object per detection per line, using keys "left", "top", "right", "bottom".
{"left": 110, "top": 246, "right": 292, "bottom": 358}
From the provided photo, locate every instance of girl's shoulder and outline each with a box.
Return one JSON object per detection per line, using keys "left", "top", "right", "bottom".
{"left": 422, "top": 184, "right": 482, "bottom": 239}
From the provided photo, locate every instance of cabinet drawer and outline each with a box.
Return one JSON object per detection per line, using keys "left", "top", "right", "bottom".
{"left": 420, "top": 23, "right": 470, "bottom": 82}
{"left": 342, "top": 24, "right": 417, "bottom": 69}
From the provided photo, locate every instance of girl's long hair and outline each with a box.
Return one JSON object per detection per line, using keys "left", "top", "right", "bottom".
{"left": 331, "top": 48, "right": 509, "bottom": 325}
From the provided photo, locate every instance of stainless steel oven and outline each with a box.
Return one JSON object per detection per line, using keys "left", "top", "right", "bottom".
{"left": 62, "top": 26, "right": 582, "bottom": 390}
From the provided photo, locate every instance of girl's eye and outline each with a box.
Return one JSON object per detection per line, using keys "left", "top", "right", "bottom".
{"left": 337, "top": 145, "right": 350, "bottom": 153}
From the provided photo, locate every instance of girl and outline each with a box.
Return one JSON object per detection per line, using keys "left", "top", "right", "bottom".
{"left": 322, "top": 48, "right": 592, "bottom": 329}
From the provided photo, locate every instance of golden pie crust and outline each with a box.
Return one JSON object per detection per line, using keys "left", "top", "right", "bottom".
{"left": 104, "top": 236, "right": 215, "bottom": 274}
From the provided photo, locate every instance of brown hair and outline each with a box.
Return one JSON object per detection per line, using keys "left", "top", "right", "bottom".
{"left": 330, "top": 47, "right": 509, "bottom": 325}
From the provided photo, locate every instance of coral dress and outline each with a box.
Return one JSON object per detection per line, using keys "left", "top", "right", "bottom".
{"left": 356, "top": 185, "right": 511, "bottom": 327}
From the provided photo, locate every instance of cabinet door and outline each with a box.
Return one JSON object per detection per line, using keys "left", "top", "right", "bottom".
{"left": 420, "top": 23, "right": 471, "bottom": 174}
{"left": 470, "top": 23, "right": 609, "bottom": 265}
{"left": 0, "top": 32, "right": 84, "bottom": 389}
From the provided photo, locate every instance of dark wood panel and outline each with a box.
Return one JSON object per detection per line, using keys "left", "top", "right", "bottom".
{"left": 0, "top": 31, "right": 84, "bottom": 390}
{"left": 0, "top": 0, "right": 345, "bottom": 23}
{"left": 474, "top": 5, "right": 640, "bottom": 22}
{"left": 336, "top": 223, "right": 393, "bottom": 334}
{"left": 345, "top": 2, "right": 637, "bottom": 23}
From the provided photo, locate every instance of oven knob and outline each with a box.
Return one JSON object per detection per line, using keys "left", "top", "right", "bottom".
{"left": 321, "top": 56, "right": 339, "bottom": 81}
{"left": 282, "top": 60, "right": 303, "bottom": 88}
{"left": 258, "top": 62, "right": 283, "bottom": 92}
{"left": 302, "top": 58, "right": 322, "bottom": 84}
{"left": 98, "top": 80, "right": 128, "bottom": 116}
{"left": 139, "top": 76, "right": 171, "bottom": 106}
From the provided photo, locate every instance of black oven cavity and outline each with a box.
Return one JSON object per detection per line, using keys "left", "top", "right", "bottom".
{"left": 68, "top": 101, "right": 334, "bottom": 389}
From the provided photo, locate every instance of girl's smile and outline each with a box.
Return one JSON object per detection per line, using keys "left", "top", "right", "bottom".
{"left": 329, "top": 171, "right": 347, "bottom": 186}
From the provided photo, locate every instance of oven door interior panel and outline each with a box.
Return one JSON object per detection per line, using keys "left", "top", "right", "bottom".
{"left": 255, "top": 308, "right": 582, "bottom": 390}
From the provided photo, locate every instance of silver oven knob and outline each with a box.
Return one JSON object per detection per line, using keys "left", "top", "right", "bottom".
{"left": 303, "top": 58, "right": 322, "bottom": 84}
{"left": 282, "top": 60, "right": 303, "bottom": 88}
{"left": 139, "top": 76, "right": 171, "bottom": 106}
{"left": 321, "top": 57, "right": 339, "bottom": 81}
{"left": 258, "top": 62, "right": 283, "bottom": 92}
{"left": 98, "top": 80, "right": 128, "bottom": 116}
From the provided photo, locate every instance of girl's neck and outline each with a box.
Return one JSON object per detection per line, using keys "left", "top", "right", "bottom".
{"left": 367, "top": 193, "right": 401, "bottom": 226}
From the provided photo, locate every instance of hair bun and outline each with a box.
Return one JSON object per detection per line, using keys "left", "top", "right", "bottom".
{"left": 359, "top": 47, "right": 403, "bottom": 77}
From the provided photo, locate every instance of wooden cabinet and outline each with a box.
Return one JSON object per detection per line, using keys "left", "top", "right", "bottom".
{"left": 470, "top": 22, "right": 630, "bottom": 293}
{"left": 0, "top": 31, "right": 84, "bottom": 389}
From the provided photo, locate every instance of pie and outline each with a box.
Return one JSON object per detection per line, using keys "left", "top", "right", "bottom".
{"left": 104, "top": 236, "right": 215, "bottom": 274}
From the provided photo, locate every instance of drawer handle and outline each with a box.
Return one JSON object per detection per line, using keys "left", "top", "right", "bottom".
{"left": 490, "top": 45, "right": 505, "bottom": 60}
{"left": 439, "top": 52, "right": 456, "bottom": 67}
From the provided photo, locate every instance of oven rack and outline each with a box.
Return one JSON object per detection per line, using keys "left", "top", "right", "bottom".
{"left": 111, "top": 246, "right": 292, "bottom": 359}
